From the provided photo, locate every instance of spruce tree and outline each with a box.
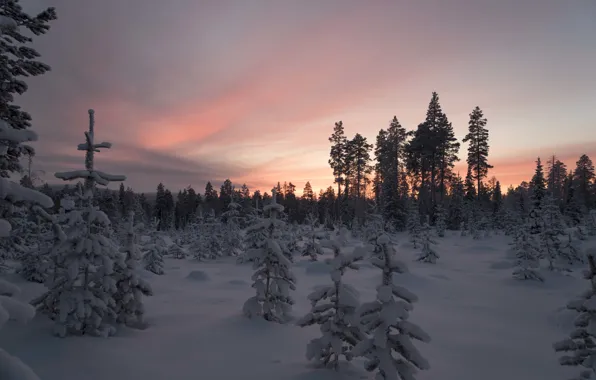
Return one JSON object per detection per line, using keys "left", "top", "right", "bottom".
{"left": 530, "top": 157, "right": 547, "bottom": 210}
{"left": 113, "top": 211, "right": 152, "bottom": 328}
{"left": 573, "top": 155, "right": 595, "bottom": 210}
{"left": 296, "top": 241, "right": 365, "bottom": 369}
{"left": 434, "top": 204, "right": 446, "bottom": 237}
{"left": 32, "top": 109, "right": 127, "bottom": 337}
{"left": 0, "top": 2, "right": 56, "bottom": 177}
{"left": 243, "top": 189, "right": 296, "bottom": 323}
{"left": 462, "top": 106, "right": 492, "bottom": 202}
{"left": 554, "top": 252, "right": 596, "bottom": 379}
{"left": 301, "top": 213, "right": 324, "bottom": 261}
{"left": 416, "top": 220, "right": 439, "bottom": 264}
{"left": 143, "top": 243, "right": 165, "bottom": 275}
{"left": 353, "top": 234, "right": 431, "bottom": 380}
{"left": 511, "top": 223, "right": 543, "bottom": 282}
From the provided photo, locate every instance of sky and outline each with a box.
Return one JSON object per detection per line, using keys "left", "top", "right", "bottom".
{"left": 18, "top": 0, "right": 596, "bottom": 195}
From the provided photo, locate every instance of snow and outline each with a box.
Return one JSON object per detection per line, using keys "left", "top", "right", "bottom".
{"left": 1, "top": 232, "right": 595, "bottom": 379}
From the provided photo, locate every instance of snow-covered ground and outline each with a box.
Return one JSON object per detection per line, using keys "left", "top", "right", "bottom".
{"left": 2, "top": 232, "right": 594, "bottom": 380}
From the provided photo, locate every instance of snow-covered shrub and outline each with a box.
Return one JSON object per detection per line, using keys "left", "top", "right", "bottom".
{"left": 353, "top": 234, "right": 431, "bottom": 380}
{"left": 296, "top": 241, "right": 365, "bottom": 369}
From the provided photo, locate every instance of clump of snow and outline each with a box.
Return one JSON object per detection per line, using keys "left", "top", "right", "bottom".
{"left": 186, "top": 270, "right": 211, "bottom": 282}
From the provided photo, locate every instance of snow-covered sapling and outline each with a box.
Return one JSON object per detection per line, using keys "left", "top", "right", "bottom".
{"left": 143, "top": 243, "right": 165, "bottom": 275}
{"left": 553, "top": 252, "right": 596, "bottom": 379}
{"left": 243, "top": 189, "right": 296, "bottom": 323}
{"left": 511, "top": 225, "right": 543, "bottom": 282}
{"left": 302, "top": 213, "right": 324, "bottom": 261}
{"left": 296, "top": 241, "right": 365, "bottom": 369}
{"left": 416, "top": 222, "right": 439, "bottom": 264}
{"left": 113, "top": 211, "right": 153, "bottom": 328}
{"left": 353, "top": 234, "right": 431, "bottom": 380}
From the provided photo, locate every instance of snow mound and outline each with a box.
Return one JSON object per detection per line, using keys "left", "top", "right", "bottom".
{"left": 488, "top": 260, "right": 516, "bottom": 270}
{"left": 470, "top": 245, "right": 498, "bottom": 253}
{"left": 185, "top": 270, "right": 210, "bottom": 282}
{"left": 227, "top": 279, "right": 248, "bottom": 286}
{"left": 547, "top": 306, "right": 577, "bottom": 332}
{"left": 304, "top": 261, "right": 331, "bottom": 275}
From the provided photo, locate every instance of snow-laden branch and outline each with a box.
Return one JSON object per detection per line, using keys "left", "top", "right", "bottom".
{"left": 0, "top": 121, "right": 38, "bottom": 143}
{"left": 55, "top": 169, "right": 126, "bottom": 185}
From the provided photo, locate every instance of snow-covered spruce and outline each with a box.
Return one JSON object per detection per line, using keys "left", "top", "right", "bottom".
{"left": 301, "top": 213, "right": 324, "bottom": 261}
{"left": 221, "top": 201, "right": 243, "bottom": 256}
{"left": 553, "top": 252, "right": 596, "bottom": 379}
{"left": 32, "top": 110, "right": 127, "bottom": 337}
{"left": 112, "top": 211, "right": 153, "bottom": 328}
{"left": 540, "top": 195, "right": 568, "bottom": 271}
{"left": 18, "top": 210, "right": 60, "bottom": 283}
{"left": 561, "top": 232, "right": 584, "bottom": 266}
{"left": 416, "top": 222, "right": 439, "bottom": 264}
{"left": 143, "top": 243, "right": 165, "bottom": 275}
{"left": 296, "top": 241, "right": 365, "bottom": 369}
{"left": 353, "top": 234, "right": 431, "bottom": 380}
{"left": 511, "top": 224, "right": 543, "bottom": 282}
{"left": 243, "top": 189, "right": 296, "bottom": 323}
{"left": 587, "top": 210, "right": 596, "bottom": 237}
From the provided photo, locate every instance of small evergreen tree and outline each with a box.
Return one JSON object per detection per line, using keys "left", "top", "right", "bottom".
{"left": 353, "top": 234, "right": 431, "bottom": 380}
{"left": 416, "top": 221, "right": 439, "bottom": 264}
{"left": 243, "top": 189, "right": 296, "bottom": 322}
{"left": 301, "top": 213, "right": 323, "bottom": 261}
{"left": 511, "top": 225, "right": 543, "bottom": 282}
{"left": 112, "top": 211, "right": 153, "bottom": 328}
{"left": 296, "top": 241, "right": 365, "bottom": 369}
{"left": 143, "top": 243, "right": 165, "bottom": 275}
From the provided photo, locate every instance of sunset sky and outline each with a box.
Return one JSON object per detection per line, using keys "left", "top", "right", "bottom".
{"left": 19, "top": 0, "right": 596, "bottom": 195}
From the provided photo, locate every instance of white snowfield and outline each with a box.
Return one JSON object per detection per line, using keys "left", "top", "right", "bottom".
{"left": 1, "top": 231, "right": 594, "bottom": 380}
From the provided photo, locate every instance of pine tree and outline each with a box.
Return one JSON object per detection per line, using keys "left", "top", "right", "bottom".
{"left": 447, "top": 174, "right": 465, "bottom": 229}
{"left": 416, "top": 221, "right": 439, "bottom": 264}
{"left": 243, "top": 189, "right": 296, "bottom": 322}
{"left": 113, "top": 211, "right": 152, "bottom": 328}
{"left": 345, "top": 133, "right": 373, "bottom": 200}
{"left": 464, "top": 166, "right": 476, "bottom": 201}
{"left": 296, "top": 241, "right": 365, "bottom": 369}
{"left": 573, "top": 155, "right": 595, "bottom": 210}
{"left": 547, "top": 155, "right": 567, "bottom": 202}
{"left": 0, "top": 2, "right": 56, "bottom": 177}
{"left": 353, "top": 234, "right": 431, "bottom": 380}
{"left": 32, "top": 109, "right": 127, "bottom": 337}
{"left": 530, "top": 157, "right": 547, "bottom": 210}
{"left": 329, "top": 121, "right": 347, "bottom": 208}
{"left": 462, "top": 106, "right": 492, "bottom": 202}
{"left": 554, "top": 252, "right": 596, "bottom": 379}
